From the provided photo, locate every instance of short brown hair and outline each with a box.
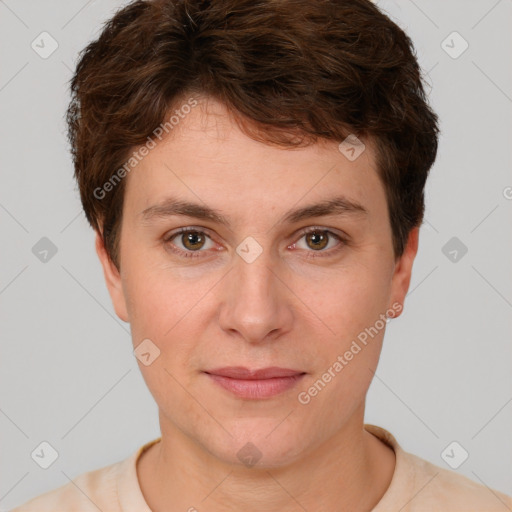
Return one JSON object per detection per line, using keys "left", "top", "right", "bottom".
{"left": 66, "top": 0, "right": 439, "bottom": 269}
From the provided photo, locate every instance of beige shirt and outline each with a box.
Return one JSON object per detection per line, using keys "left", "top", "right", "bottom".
{"left": 11, "top": 424, "right": 512, "bottom": 511}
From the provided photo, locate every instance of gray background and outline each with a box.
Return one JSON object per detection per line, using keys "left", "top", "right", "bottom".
{"left": 1, "top": 0, "right": 511, "bottom": 509}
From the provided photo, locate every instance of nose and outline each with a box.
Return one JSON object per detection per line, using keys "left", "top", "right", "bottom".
{"left": 217, "top": 244, "right": 294, "bottom": 344}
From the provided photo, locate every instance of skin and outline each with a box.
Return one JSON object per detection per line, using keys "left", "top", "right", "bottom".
{"left": 96, "top": 95, "right": 419, "bottom": 511}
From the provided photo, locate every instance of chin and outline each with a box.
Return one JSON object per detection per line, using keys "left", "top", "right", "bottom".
{"left": 201, "top": 420, "right": 308, "bottom": 470}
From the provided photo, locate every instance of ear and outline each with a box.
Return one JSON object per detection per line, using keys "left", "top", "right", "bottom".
{"left": 95, "top": 231, "right": 129, "bottom": 323}
{"left": 388, "top": 226, "right": 419, "bottom": 319}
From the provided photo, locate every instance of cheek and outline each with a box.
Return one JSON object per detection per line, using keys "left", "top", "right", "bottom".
{"left": 329, "top": 260, "right": 393, "bottom": 384}
{"left": 296, "top": 257, "right": 392, "bottom": 403}
{"left": 121, "top": 250, "right": 214, "bottom": 341}
{"left": 136, "top": 354, "right": 206, "bottom": 442}
{"left": 305, "top": 260, "right": 393, "bottom": 339}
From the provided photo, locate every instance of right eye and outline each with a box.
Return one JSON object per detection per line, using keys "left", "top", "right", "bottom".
{"left": 163, "top": 227, "right": 219, "bottom": 258}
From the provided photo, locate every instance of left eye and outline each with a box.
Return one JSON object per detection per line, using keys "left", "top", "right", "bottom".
{"left": 290, "top": 229, "right": 343, "bottom": 253}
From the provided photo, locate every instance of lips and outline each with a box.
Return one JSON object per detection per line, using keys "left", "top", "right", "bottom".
{"left": 203, "top": 366, "right": 306, "bottom": 399}
{"left": 204, "top": 366, "right": 304, "bottom": 379}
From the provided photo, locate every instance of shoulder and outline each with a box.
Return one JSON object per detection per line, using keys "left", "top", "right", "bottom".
{"left": 403, "top": 450, "right": 512, "bottom": 511}
{"left": 365, "top": 424, "right": 512, "bottom": 512}
{"left": 10, "top": 458, "right": 122, "bottom": 512}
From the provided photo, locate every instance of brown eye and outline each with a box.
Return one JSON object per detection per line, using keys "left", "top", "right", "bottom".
{"left": 164, "top": 228, "right": 216, "bottom": 257}
{"left": 305, "top": 231, "right": 329, "bottom": 251}
{"left": 291, "top": 228, "right": 346, "bottom": 259}
{"left": 181, "top": 231, "right": 206, "bottom": 251}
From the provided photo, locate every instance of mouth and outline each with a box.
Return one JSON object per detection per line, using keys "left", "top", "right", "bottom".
{"left": 203, "top": 366, "right": 306, "bottom": 399}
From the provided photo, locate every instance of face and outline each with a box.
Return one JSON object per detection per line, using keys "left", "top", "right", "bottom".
{"left": 97, "top": 96, "right": 418, "bottom": 467}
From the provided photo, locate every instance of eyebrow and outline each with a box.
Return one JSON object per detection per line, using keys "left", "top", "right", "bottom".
{"left": 140, "top": 195, "right": 368, "bottom": 227}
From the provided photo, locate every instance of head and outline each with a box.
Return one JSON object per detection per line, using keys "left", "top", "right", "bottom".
{"left": 67, "top": 0, "right": 439, "bottom": 467}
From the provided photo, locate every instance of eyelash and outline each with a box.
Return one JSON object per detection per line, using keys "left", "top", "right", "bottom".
{"left": 163, "top": 226, "right": 347, "bottom": 260}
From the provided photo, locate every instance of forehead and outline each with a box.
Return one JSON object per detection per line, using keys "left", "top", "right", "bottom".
{"left": 122, "top": 97, "right": 385, "bottom": 224}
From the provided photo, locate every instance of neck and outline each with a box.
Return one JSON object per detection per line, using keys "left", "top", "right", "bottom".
{"left": 137, "top": 407, "right": 395, "bottom": 512}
